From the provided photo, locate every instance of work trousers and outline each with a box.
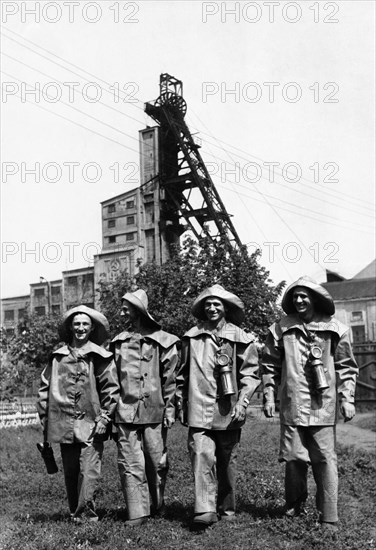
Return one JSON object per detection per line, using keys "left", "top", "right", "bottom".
{"left": 117, "top": 423, "right": 168, "bottom": 520}
{"left": 188, "top": 427, "right": 241, "bottom": 516}
{"left": 60, "top": 440, "right": 103, "bottom": 519}
{"left": 279, "top": 425, "right": 338, "bottom": 523}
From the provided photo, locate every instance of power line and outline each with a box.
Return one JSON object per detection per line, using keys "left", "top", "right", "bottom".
{"left": 1, "top": 29, "right": 147, "bottom": 121}
{"left": 217, "top": 183, "right": 373, "bottom": 235}
{"left": 4, "top": 26, "right": 372, "bottom": 219}
{"left": 187, "top": 118, "right": 374, "bottom": 212}
{"left": 1, "top": 70, "right": 141, "bottom": 156}
{"left": 189, "top": 108, "right": 296, "bottom": 280}
{"left": 197, "top": 145, "right": 374, "bottom": 220}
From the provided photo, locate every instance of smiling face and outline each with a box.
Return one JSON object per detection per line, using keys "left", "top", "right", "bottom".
{"left": 120, "top": 300, "right": 139, "bottom": 326}
{"left": 292, "top": 287, "right": 315, "bottom": 321}
{"left": 204, "top": 297, "right": 226, "bottom": 326}
{"left": 70, "top": 313, "right": 94, "bottom": 347}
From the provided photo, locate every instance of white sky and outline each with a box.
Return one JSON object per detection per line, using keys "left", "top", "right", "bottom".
{"left": 1, "top": 0, "right": 375, "bottom": 298}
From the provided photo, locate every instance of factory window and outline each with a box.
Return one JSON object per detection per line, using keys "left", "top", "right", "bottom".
{"left": 145, "top": 203, "right": 154, "bottom": 224}
{"left": 127, "top": 216, "right": 135, "bottom": 225}
{"left": 126, "top": 200, "right": 135, "bottom": 209}
{"left": 35, "top": 306, "right": 46, "bottom": 316}
{"left": 351, "top": 311, "right": 363, "bottom": 322}
{"left": 4, "top": 310, "right": 14, "bottom": 321}
{"left": 108, "top": 219, "right": 116, "bottom": 228}
{"left": 82, "top": 274, "right": 92, "bottom": 284}
{"left": 52, "top": 305, "right": 61, "bottom": 315}
{"left": 51, "top": 286, "right": 61, "bottom": 296}
{"left": 126, "top": 233, "right": 135, "bottom": 242}
{"left": 18, "top": 309, "right": 26, "bottom": 319}
{"left": 109, "top": 236, "right": 116, "bottom": 243}
{"left": 352, "top": 325, "right": 365, "bottom": 343}
{"left": 66, "top": 276, "right": 77, "bottom": 285}
{"left": 108, "top": 204, "right": 116, "bottom": 213}
{"left": 34, "top": 288, "right": 45, "bottom": 297}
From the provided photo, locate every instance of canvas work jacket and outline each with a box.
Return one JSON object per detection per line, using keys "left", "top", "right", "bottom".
{"left": 111, "top": 328, "right": 179, "bottom": 425}
{"left": 37, "top": 341, "right": 119, "bottom": 444}
{"left": 176, "top": 321, "right": 260, "bottom": 430}
{"left": 261, "top": 314, "right": 358, "bottom": 427}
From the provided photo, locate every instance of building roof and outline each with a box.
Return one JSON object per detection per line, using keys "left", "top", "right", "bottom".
{"left": 62, "top": 267, "right": 94, "bottom": 276}
{"left": 353, "top": 259, "right": 376, "bottom": 279}
{"left": 325, "top": 269, "right": 346, "bottom": 282}
{"left": 101, "top": 187, "right": 138, "bottom": 205}
{"left": 322, "top": 278, "right": 376, "bottom": 301}
{"left": 1, "top": 295, "right": 30, "bottom": 303}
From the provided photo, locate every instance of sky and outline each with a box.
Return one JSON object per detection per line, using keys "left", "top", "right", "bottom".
{"left": 1, "top": 0, "right": 375, "bottom": 298}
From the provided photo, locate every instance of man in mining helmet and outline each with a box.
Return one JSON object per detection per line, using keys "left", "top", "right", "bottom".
{"left": 176, "top": 284, "right": 260, "bottom": 528}
{"left": 261, "top": 276, "right": 358, "bottom": 532}
{"left": 37, "top": 305, "right": 119, "bottom": 522}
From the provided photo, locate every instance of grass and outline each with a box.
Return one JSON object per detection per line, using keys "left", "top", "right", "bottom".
{"left": 1, "top": 414, "right": 375, "bottom": 550}
{"left": 352, "top": 413, "right": 376, "bottom": 433}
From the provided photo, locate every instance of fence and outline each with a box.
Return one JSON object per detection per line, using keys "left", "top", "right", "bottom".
{"left": 353, "top": 343, "right": 376, "bottom": 406}
{"left": 0, "top": 401, "right": 39, "bottom": 429}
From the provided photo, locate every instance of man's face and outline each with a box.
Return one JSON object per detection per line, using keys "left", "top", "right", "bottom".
{"left": 71, "top": 313, "right": 93, "bottom": 345}
{"left": 292, "top": 287, "right": 315, "bottom": 319}
{"left": 121, "top": 300, "right": 139, "bottom": 325}
{"left": 204, "top": 297, "right": 226, "bottom": 324}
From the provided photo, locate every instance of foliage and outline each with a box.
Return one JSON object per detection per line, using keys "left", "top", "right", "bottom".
{"left": 1, "top": 312, "right": 62, "bottom": 394}
{"left": 97, "top": 237, "right": 285, "bottom": 339}
{"left": 1, "top": 418, "right": 375, "bottom": 550}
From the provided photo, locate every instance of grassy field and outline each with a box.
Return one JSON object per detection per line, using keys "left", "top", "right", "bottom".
{"left": 1, "top": 414, "right": 375, "bottom": 550}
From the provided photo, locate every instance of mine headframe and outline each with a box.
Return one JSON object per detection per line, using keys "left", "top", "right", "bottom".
{"left": 144, "top": 73, "right": 243, "bottom": 253}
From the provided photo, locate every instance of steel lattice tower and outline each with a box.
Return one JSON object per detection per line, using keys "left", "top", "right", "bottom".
{"left": 144, "top": 73, "right": 243, "bottom": 253}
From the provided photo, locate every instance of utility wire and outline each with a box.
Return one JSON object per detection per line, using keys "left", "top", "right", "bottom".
{"left": 188, "top": 119, "right": 374, "bottom": 212}
{"left": 4, "top": 26, "right": 372, "bottom": 216}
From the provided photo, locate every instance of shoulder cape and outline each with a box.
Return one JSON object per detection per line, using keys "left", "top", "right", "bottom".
{"left": 269, "top": 314, "right": 349, "bottom": 341}
{"left": 184, "top": 322, "right": 255, "bottom": 345}
{"left": 111, "top": 329, "right": 179, "bottom": 349}
{"left": 52, "top": 341, "right": 112, "bottom": 359}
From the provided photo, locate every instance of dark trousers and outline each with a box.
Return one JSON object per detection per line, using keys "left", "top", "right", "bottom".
{"left": 60, "top": 440, "right": 103, "bottom": 519}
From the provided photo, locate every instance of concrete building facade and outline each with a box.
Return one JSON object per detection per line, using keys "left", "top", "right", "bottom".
{"left": 323, "top": 261, "right": 376, "bottom": 343}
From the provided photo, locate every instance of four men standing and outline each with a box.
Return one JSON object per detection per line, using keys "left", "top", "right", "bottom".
{"left": 37, "top": 278, "right": 358, "bottom": 530}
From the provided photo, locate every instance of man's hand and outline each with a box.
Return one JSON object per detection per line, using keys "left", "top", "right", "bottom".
{"left": 340, "top": 402, "right": 355, "bottom": 422}
{"left": 163, "top": 416, "right": 175, "bottom": 429}
{"left": 231, "top": 402, "right": 247, "bottom": 423}
{"left": 94, "top": 419, "right": 107, "bottom": 435}
{"left": 264, "top": 401, "right": 275, "bottom": 418}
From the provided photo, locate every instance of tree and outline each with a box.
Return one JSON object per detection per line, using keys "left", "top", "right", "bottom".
{"left": 2, "top": 312, "right": 62, "bottom": 395}
{"left": 97, "top": 237, "right": 285, "bottom": 340}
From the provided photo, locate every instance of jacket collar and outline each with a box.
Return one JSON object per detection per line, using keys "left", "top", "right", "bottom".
{"left": 111, "top": 328, "right": 179, "bottom": 349}
{"left": 278, "top": 314, "right": 348, "bottom": 337}
{"left": 52, "top": 341, "right": 112, "bottom": 358}
{"left": 184, "top": 321, "right": 254, "bottom": 344}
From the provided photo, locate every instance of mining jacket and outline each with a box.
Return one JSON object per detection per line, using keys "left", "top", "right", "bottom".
{"left": 176, "top": 321, "right": 260, "bottom": 430}
{"left": 37, "top": 341, "right": 119, "bottom": 444}
{"left": 261, "top": 314, "right": 358, "bottom": 426}
{"left": 111, "top": 328, "right": 179, "bottom": 425}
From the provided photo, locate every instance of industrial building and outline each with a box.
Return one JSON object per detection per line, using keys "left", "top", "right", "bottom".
{"left": 1, "top": 74, "right": 242, "bottom": 334}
